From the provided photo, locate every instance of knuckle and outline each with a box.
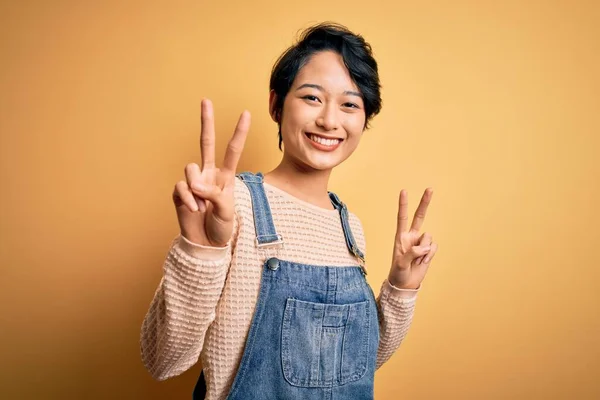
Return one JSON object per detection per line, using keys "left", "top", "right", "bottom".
{"left": 227, "top": 142, "right": 243, "bottom": 154}
{"left": 175, "top": 181, "right": 190, "bottom": 196}
{"left": 201, "top": 136, "right": 214, "bottom": 146}
{"left": 185, "top": 163, "right": 198, "bottom": 174}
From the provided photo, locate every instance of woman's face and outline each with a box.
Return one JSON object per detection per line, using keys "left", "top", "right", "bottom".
{"left": 271, "top": 50, "right": 367, "bottom": 172}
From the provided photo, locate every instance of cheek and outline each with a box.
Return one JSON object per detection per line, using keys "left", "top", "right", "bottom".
{"left": 283, "top": 102, "right": 316, "bottom": 132}
{"left": 346, "top": 133, "right": 363, "bottom": 151}
{"left": 343, "top": 116, "right": 366, "bottom": 141}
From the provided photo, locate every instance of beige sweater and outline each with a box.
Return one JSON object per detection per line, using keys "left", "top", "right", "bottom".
{"left": 140, "top": 176, "right": 419, "bottom": 400}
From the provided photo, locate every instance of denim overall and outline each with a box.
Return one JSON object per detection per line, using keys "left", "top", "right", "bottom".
{"left": 193, "top": 172, "right": 380, "bottom": 400}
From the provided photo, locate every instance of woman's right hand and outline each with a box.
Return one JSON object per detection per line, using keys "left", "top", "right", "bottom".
{"left": 172, "top": 99, "right": 251, "bottom": 247}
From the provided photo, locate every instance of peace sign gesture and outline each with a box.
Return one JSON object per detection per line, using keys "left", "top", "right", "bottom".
{"left": 172, "top": 99, "right": 250, "bottom": 247}
{"left": 388, "top": 188, "right": 439, "bottom": 290}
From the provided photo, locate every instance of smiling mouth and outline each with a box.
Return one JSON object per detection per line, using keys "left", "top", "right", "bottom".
{"left": 305, "top": 132, "right": 343, "bottom": 146}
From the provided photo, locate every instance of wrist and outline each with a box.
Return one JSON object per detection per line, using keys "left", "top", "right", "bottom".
{"left": 387, "top": 273, "right": 420, "bottom": 290}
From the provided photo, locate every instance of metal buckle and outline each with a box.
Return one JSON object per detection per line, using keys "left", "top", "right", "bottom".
{"left": 255, "top": 234, "right": 284, "bottom": 248}
{"left": 351, "top": 244, "right": 366, "bottom": 274}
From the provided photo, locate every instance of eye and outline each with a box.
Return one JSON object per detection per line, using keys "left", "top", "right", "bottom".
{"left": 343, "top": 102, "right": 360, "bottom": 109}
{"left": 302, "top": 95, "right": 321, "bottom": 103}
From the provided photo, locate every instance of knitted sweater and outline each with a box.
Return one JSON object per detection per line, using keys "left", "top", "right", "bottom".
{"left": 140, "top": 176, "right": 419, "bottom": 400}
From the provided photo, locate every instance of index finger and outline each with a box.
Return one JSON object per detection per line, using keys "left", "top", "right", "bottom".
{"left": 410, "top": 188, "right": 433, "bottom": 232}
{"left": 200, "top": 99, "right": 216, "bottom": 169}
{"left": 222, "top": 110, "right": 251, "bottom": 174}
{"left": 397, "top": 189, "right": 409, "bottom": 234}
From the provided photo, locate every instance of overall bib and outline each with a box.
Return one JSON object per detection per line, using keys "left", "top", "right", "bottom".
{"left": 193, "top": 172, "right": 380, "bottom": 400}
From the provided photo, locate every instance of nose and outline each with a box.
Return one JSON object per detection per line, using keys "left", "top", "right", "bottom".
{"left": 315, "top": 104, "right": 339, "bottom": 131}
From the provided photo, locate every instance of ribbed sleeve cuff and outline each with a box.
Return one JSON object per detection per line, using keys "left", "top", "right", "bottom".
{"left": 381, "top": 279, "right": 419, "bottom": 301}
{"left": 176, "top": 234, "right": 230, "bottom": 261}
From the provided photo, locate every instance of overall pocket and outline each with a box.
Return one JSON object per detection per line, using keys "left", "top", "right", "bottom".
{"left": 281, "top": 298, "right": 370, "bottom": 388}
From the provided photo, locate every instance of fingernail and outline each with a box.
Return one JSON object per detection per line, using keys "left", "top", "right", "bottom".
{"left": 424, "top": 257, "right": 430, "bottom": 263}
{"left": 193, "top": 184, "right": 207, "bottom": 191}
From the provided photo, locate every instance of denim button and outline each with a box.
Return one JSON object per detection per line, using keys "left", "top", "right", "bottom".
{"left": 266, "top": 257, "right": 279, "bottom": 271}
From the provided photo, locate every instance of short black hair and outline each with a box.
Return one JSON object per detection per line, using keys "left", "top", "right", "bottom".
{"left": 269, "top": 22, "right": 382, "bottom": 150}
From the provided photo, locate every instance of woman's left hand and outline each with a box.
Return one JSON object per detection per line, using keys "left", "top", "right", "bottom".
{"left": 388, "top": 188, "right": 438, "bottom": 290}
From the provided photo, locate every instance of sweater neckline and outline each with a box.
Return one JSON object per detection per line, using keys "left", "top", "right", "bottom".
{"left": 262, "top": 181, "right": 340, "bottom": 214}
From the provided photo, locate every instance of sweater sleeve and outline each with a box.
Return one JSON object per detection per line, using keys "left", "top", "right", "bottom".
{"left": 375, "top": 279, "right": 418, "bottom": 369}
{"left": 140, "top": 213, "right": 239, "bottom": 381}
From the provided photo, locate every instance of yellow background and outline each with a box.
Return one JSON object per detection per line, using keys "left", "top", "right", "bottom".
{"left": 1, "top": 0, "right": 598, "bottom": 398}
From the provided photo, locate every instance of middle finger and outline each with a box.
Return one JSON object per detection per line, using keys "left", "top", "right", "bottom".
{"left": 222, "top": 110, "right": 251, "bottom": 174}
{"left": 410, "top": 188, "right": 433, "bottom": 232}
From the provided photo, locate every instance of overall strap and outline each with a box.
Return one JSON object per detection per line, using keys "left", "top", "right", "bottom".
{"left": 328, "top": 191, "right": 366, "bottom": 268}
{"left": 237, "top": 171, "right": 284, "bottom": 249}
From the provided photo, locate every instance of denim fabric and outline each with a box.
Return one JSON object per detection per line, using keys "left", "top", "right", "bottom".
{"left": 193, "top": 172, "right": 379, "bottom": 400}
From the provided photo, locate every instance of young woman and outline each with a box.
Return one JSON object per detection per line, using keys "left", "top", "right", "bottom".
{"left": 141, "top": 22, "right": 438, "bottom": 400}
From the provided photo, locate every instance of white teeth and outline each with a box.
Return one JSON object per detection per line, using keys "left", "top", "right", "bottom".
{"left": 310, "top": 134, "right": 340, "bottom": 147}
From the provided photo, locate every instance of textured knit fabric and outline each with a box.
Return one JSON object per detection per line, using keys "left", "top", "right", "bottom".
{"left": 140, "top": 176, "right": 419, "bottom": 400}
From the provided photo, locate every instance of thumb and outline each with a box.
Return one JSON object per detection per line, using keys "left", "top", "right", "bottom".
{"left": 191, "top": 183, "right": 222, "bottom": 204}
{"left": 408, "top": 244, "right": 431, "bottom": 261}
{"left": 196, "top": 183, "right": 235, "bottom": 223}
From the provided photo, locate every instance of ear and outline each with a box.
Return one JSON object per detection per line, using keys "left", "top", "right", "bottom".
{"left": 269, "top": 90, "right": 279, "bottom": 123}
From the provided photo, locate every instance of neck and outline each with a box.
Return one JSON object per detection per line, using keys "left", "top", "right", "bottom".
{"left": 263, "top": 155, "right": 334, "bottom": 210}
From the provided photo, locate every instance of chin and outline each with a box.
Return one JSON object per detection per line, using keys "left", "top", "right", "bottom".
{"left": 307, "top": 161, "right": 340, "bottom": 171}
{"left": 303, "top": 154, "right": 346, "bottom": 171}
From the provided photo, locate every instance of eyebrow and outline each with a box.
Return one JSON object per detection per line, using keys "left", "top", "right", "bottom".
{"left": 296, "top": 83, "right": 362, "bottom": 98}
